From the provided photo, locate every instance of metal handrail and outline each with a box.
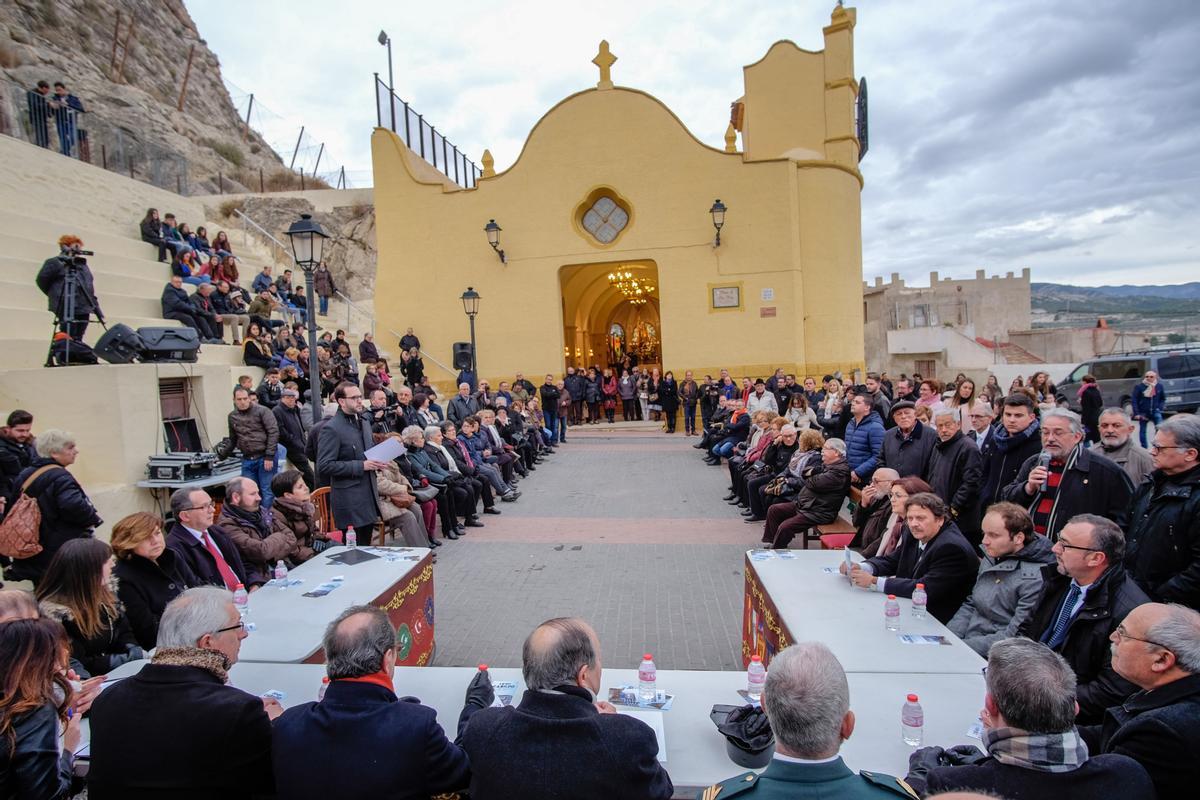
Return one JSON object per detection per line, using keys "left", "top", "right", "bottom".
{"left": 233, "top": 208, "right": 375, "bottom": 336}
{"left": 334, "top": 290, "right": 376, "bottom": 337}
{"left": 232, "top": 208, "right": 289, "bottom": 251}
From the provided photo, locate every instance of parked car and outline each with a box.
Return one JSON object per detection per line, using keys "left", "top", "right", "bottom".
{"left": 1058, "top": 350, "right": 1200, "bottom": 415}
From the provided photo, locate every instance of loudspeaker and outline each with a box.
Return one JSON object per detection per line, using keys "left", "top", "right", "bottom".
{"left": 137, "top": 326, "right": 200, "bottom": 363}
{"left": 94, "top": 323, "right": 145, "bottom": 364}
{"left": 452, "top": 342, "right": 474, "bottom": 371}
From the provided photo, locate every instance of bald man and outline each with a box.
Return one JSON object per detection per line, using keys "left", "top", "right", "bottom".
{"left": 852, "top": 467, "right": 900, "bottom": 556}
{"left": 1079, "top": 603, "right": 1200, "bottom": 799}
{"left": 462, "top": 618, "right": 673, "bottom": 800}
{"left": 272, "top": 606, "right": 477, "bottom": 799}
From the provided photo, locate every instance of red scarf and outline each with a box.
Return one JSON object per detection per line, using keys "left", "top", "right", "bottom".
{"left": 336, "top": 671, "right": 395, "bottom": 691}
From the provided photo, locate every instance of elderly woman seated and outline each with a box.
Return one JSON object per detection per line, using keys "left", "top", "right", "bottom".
{"left": 374, "top": 434, "right": 435, "bottom": 552}
{"left": 760, "top": 438, "right": 851, "bottom": 550}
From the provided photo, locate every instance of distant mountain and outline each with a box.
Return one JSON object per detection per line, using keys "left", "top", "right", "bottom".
{"left": 1032, "top": 282, "right": 1200, "bottom": 314}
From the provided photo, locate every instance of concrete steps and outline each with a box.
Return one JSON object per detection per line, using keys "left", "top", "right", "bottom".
{"left": 0, "top": 209, "right": 164, "bottom": 262}
{"left": 0, "top": 279, "right": 163, "bottom": 319}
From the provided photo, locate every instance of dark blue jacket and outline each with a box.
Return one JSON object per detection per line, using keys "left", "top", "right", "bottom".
{"left": 459, "top": 431, "right": 494, "bottom": 465}
{"left": 406, "top": 445, "right": 451, "bottom": 484}
{"left": 160, "top": 283, "right": 193, "bottom": 316}
{"left": 462, "top": 686, "right": 673, "bottom": 800}
{"left": 1131, "top": 381, "right": 1165, "bottom": 418}
{"left": 272, "top": 681, "right": 470, "bottom": 800}
{"left": 845, "top": 411, "right": 886, "bottom": 479}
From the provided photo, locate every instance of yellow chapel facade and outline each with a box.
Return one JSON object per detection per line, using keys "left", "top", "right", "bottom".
{"left": 371, "top": 4, "right": 865, "bottom": 385}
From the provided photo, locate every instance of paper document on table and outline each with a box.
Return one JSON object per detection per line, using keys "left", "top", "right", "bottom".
{"left": 364, "top": 436, "right": 404, "bottom": 462}
{"left": 491, "top": 680, "right": 518, "bottom": 707}
{"left": 897, "top": 634, "right": 951, "bottom": 646}
{"left": 618, "top": 707, "right": 668, "bottom": 762}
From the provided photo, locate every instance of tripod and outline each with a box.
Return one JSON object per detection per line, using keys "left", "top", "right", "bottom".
{"left": 44, "top": 255, "right": 106, "bottom": 367}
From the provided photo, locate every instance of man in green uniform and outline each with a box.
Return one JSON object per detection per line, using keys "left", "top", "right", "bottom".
{"left": 698, "top": 642, "right": 917, "bottom": 799}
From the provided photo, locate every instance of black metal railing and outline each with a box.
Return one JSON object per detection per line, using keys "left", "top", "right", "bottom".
{"left": 5, "top": 83, "right": 190, "bottom": 194}
{"left": 374, "top": 75, "right": 481, "bottom": 189}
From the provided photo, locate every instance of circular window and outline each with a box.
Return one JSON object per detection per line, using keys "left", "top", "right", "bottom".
{"left": 582, "top": 196, "right": 628, "bottom": 243}
{"left": 574, "top": 188, "right": 633, "bottom": 246}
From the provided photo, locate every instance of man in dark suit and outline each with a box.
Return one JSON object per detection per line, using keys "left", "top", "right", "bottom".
{"left": 845, "top": 492, "right": 979, "bottom": 623}
{"left": 462, "top": 617, "right": 673, "bottom": 800}
{"left": 165, "top": 487, "right": 254, "bottom": 590}
{"left": 87, "top": 587, "right": 280, "bottom": 799}
{"left": 904, "top": 638, "right": 1154, "bottom": 798}
{"left": 1018, "top": 514, "right": 1150, "bottom": 723}
{"left": 317, "top": 381, "right": 386, "bottom": 542}
{"left": 272, "top": 606, "right": 482, "bottom": 800}
{"left": 1080, "top": 602, "right": 1200, "bottom": 799}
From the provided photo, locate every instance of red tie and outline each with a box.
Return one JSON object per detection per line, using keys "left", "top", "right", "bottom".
{"left": 201, "top": 531, "right": 240, "bottom": 591}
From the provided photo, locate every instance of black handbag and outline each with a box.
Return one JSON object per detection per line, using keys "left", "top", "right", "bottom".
{"left": 412, "top": 485, "right": 439, "bottom": 503}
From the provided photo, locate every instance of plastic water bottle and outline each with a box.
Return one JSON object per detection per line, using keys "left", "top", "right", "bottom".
{"left": 233, "top": 583, "right": 249, "bottom": 617}
{"left": 746, "top": 655, "right": 766, "bottom": 702}
{"left": 902, "top": 694, "right": 924, "bottom": 746}
{"left": 346, "top": 525, "right": 357, "bottom": 548}
{"left": 884, "top": 594, "right": 901, "bottom": 631}
{"left": 911, "top": 584, "right": 928, "bottom": 619}
{"left": 638, "top": 654, "right": 657, "bottom": 703}
{"left": 318, "top": 677, "right": 330, "bottom": 701}
{"left": 274, "top": 560, "right": 288, "bottom": 587}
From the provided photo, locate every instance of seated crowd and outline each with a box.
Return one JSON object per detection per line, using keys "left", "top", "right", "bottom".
{"left": 136, "top": 209, "right": 335, "bottom": 347}
{"left": 1, "top": 358, "right": 1198, "bottom": 798}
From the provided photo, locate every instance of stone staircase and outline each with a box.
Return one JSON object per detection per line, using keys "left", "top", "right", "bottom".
{"left": 0, "top": 133, "right": 365, "bottom": 538}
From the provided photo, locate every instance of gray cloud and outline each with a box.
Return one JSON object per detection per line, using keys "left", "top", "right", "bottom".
{"left": 185, "top": 0, "right": 1200, "bottom": 286}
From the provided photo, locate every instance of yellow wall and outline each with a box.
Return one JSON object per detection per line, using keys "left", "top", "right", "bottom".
{"left": 371, "top": 5, "right": 865, "bottom": 386}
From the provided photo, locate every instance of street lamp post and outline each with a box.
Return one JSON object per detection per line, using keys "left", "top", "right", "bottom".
{"left": 285, "top": 213, "right": 330, "bottom": 425}
{"left": 460, "top": 286, "right": 481, "bottom": 375}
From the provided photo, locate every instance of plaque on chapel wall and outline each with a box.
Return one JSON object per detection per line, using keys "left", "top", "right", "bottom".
{"left": 711, "top": 286, "right": 741, "bottom": 309}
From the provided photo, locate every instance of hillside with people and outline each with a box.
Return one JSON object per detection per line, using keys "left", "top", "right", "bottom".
{"left": 0, "top": 0, "right": 284, "bottom": 193}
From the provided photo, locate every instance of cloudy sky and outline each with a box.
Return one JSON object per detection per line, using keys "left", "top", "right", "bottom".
{"left": 187, "top": 0, "right": 1200, "bottom": 287}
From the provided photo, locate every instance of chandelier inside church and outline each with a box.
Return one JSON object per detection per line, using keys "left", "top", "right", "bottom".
{"left": 607, "top": 269, "right": 656, "bottom": 306}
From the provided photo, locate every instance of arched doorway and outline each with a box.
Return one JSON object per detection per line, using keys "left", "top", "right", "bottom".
{"left": 559, "top": 260, "right": 661, "bottom": 374}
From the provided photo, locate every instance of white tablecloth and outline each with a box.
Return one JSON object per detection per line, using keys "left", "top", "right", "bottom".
{"left": 93, "top": 662, "right": 984, "bottom": 793}
{"left": 747, "top": 549, "right": 987, "bottom": 674}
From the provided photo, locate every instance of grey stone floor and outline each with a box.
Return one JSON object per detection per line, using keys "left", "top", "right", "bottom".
{"left": 430, "top": 427, "right": 750, "bottom": 670}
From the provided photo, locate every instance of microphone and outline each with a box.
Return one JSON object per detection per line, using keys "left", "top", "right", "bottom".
{"left": 1037, "top": 451, "right": 1052, "bottom": 490}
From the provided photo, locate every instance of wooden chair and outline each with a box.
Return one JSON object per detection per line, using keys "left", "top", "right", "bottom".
{"left": 311, "top": 486, "right": 334, "bottom": 534}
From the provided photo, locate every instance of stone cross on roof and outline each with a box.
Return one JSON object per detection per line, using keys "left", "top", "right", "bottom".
{"left": 592, "top": 40, "right": 617, "bottom": 90}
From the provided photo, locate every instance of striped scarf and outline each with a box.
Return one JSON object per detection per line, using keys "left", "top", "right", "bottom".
{"left": 984, "top": 726, "right": 1089, "bottom": 773}
{"left": 1028, "top": 444, "right": 1083, "bottom": 538}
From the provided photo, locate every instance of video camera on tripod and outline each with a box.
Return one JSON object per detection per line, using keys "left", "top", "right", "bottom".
{"left": 38, "top": 237, "right": 106, "bottom": 367}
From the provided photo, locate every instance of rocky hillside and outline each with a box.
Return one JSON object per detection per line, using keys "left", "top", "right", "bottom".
{"left": 0, "top": 0, "right": 289, "bottom": 193}
{"left": 210, "top": 195, "right": 378, "bottom": 303}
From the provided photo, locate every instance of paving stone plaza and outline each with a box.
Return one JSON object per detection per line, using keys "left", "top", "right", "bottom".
{"left": 430, "top": 423, "right": 753, "bottom": 670}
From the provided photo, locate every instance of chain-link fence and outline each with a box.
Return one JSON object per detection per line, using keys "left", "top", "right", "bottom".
{"left": 2, "top": 81, "right": 191, "bottom": 194}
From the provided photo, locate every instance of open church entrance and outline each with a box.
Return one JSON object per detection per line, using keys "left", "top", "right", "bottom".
{"left": 559, "top": 260, "right": 661, "bottom": 375}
